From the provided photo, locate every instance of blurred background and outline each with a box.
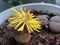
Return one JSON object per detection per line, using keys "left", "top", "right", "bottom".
{"left": 0, "top": 0, "right": 59, "bottom": 12}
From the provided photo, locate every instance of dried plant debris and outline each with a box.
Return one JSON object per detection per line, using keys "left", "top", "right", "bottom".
{"left": 0, "top": 10, "right": 60, "bottom": 45}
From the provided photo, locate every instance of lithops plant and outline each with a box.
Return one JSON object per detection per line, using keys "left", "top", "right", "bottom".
{"left": 48, "top": 15, "right": 60, "bottom": 32}
{"left": 8, "top": 6, "right": 42, "bottom": 43}
{"left": 36, "top": 15, "right": 49, "bottom": 27}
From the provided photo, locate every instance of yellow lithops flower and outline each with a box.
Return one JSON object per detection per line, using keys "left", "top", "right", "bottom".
{"left": 8, "top": 6, "right": 42, "bottom": 33}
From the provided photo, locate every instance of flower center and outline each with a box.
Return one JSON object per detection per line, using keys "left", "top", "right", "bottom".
{"left": 25, "top": 13, "right": 32, "bottom": 20}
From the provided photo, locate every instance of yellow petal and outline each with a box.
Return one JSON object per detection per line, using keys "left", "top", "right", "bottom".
{"left": 10, "top": 13, "right": 19, "bottom": 17}
{"left": 30, "top": 23, "right": 41, "bottom": 32}
{"left": 33, "top": 18, "right": 40, "bottom": 21}
{"left": 26, "top": 24, "right": 31, "bottom": 33}
{"left": 36, "top": 29, "right": 40, "bottom": 32}
{"left": 14, "top": 21, "right": 23, "bottom": 30}
{"left": 19, "top": 6, "right": 25, "bottom": 17}
{"left": 28, "top": 20, "right": 40, "bottom": 25}
{"left": 38, "top": 28, "right": 42, "bottom": 29}
{"left": 11, "top": 7, "right": 21, "bottom": 15}
{"left": 28, "top": 24, "right": 34, "bottom": 33}
{"left": 27, "top": 9, "right": 31, "bottom": 13}
{"left": 29, "top": 24, "right": 36, "bottom": 30}
{"left": 17, "top": 23, "right": 25, "bottom": 31}
{"left": 8, "top": 17, "right": 17, "bottom": 22}
{"left": 10, "top": 19, "right": 20, "bottom": 24}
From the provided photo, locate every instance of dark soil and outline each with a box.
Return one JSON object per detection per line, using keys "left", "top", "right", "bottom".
{"left": 0, "top": 10, "right": 60, "bottom": 45}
